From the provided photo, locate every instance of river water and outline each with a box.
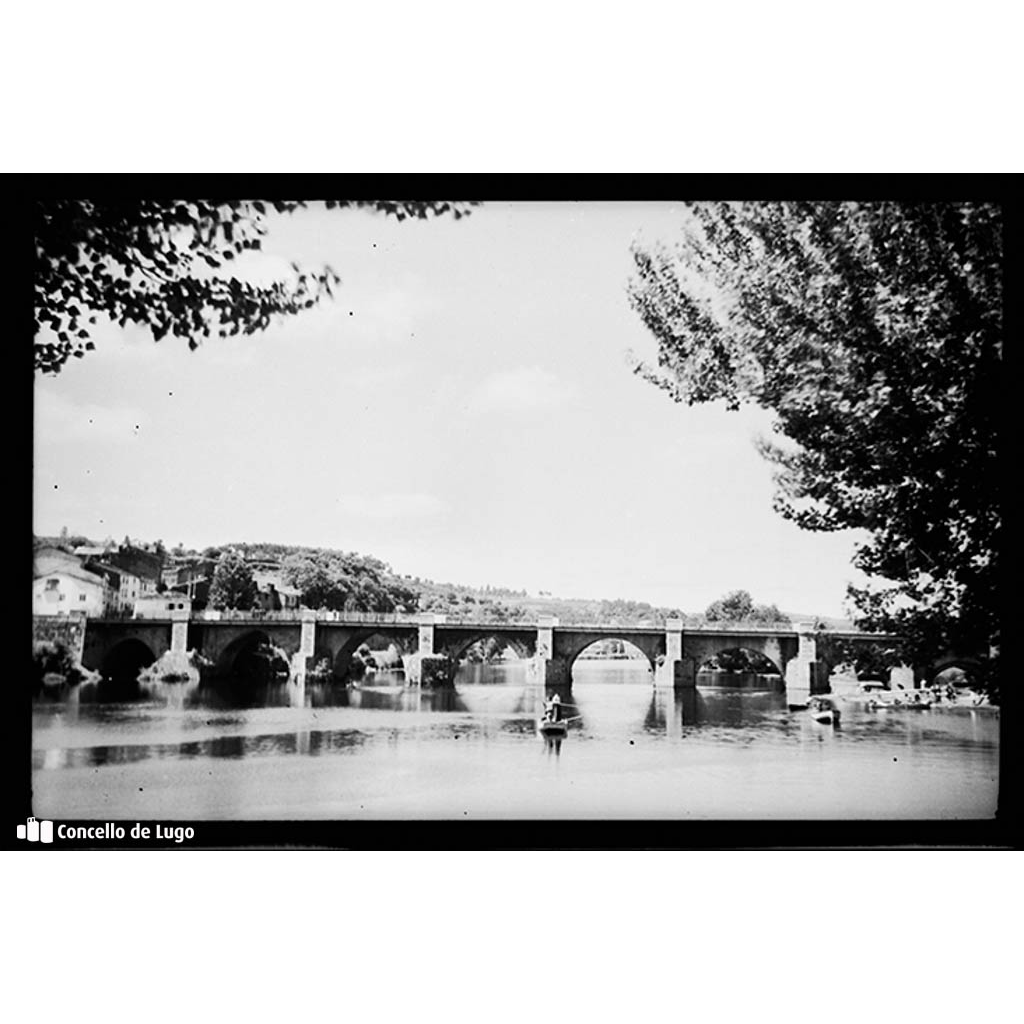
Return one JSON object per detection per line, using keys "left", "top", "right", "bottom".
{"left": 32, "top": 661, "right": 999, "bottom": 820}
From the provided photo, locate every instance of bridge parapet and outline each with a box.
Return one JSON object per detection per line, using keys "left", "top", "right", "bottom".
{"left": 169, "top": 608, "right": 901, "bottom": 640}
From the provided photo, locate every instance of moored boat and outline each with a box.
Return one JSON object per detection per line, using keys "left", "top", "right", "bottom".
{"left": 866, "top": 695, "right": 932, "bottom": 711}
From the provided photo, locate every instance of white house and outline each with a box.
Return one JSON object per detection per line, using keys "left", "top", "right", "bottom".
{"left": 33, "top": 564, "right": 110, "bottom": 616}
{"left": 133, "top": 593, "right": 192, "bottom": 618}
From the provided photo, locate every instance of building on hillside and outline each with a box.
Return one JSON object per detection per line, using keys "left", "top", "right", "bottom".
{"left": 33, "top": 563, "right": 110, "bottom": 616}
{"left": 104, "top": 545, "right": 164, "bottom": 593}
{"left": 86, "top": 561, "right": 143, "bottom": 615}
{"left": 253, "top": 573, "right": 302, "bottom": 612}
{"left": 73, "top": 544, "right": 115, "bottom": 559}
{"left": 134, "top": 593, "right": 192, "bottom": 618}
{"left": 165, "top": 559, "right": 215, "bottom": 606}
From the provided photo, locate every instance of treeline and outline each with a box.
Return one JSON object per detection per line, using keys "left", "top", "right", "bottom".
{"left": 39, "top": 533, "right": 797, "bottom": 628}
{"left": 511, "top": 596, "right": 685, "bottom": 626}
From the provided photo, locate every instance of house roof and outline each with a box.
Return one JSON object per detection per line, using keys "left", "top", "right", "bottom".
{"left": 34, "top": 552, "right": 80, "bottom": 576}
{"left": 34, "top": 562, "right": 108, "bottom": 588}
{"left": 89, "top": 561, "right": 142, "bottom": 583}
{"left": 34, "top": 547, "right": 80, "bottom": 568}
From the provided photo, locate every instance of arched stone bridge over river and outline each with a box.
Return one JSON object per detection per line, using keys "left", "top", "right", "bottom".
{"left": 73, "top": 611, "right": 940, "bottom": 706}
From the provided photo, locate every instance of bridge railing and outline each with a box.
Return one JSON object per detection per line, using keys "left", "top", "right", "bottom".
{"left": 309, "top": 610, "right": 419, "bottom": 624}
{"left": 191, "top": 608, "right": 422, "bottom": 624}
{"left": 681, "top": 620, "right": 797, "bottom": 633}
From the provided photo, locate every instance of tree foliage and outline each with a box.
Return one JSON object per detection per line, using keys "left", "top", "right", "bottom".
{"left": 813, "top": 634, "right": 904, "bottom": 681}
{"left": 281, "top": 549, "right": 418, "bottom": 613}
{"left": 34, "top": 199, "right": 477, "bottom": 374}
{"left": 628, "top": 202, "right": 1001, "bottom": 679}
{"left": 700, "top": 648, "right": 779, "bottom": 674}
{"left": 208, "top": 552, "right": 258, "bottom": 610}
{"left": 703, "top": 589, "right": 789, "bottom": 624}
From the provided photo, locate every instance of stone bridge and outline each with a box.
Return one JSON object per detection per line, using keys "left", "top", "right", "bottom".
{"left": 77, "top": 611, "right": 925, "bottom": 705}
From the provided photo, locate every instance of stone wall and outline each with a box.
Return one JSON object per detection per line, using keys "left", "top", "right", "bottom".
{"left": 33, "top": 613, "right": 87, "bottom": 662}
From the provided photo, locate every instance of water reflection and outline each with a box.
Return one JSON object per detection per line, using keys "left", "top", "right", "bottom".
{"left": 31, "top": 658, "right": 1000, "bottom": 820}
{"left": 543, "top": 733, "right": 563, "bottom": 757}
{"left": 304, "top": 683, "right": 470, "bottom": 714}
{"left": 33, "top": 726, "right": 371, "bottom": 770}
{"left": 694, "top": 688, "right": 785, "bottom": 728}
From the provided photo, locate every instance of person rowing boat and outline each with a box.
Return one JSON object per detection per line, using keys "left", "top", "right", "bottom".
{"left": 543, "top": 693, "right": 563, "bottom": 722}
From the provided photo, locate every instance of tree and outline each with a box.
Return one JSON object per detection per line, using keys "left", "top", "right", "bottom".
{"left": 628, "top": 202, "right": 1000, "bottom": 682}
{"left": 208, "top": 552, "right": 258, "bottom": 610}
{"left": 35, "top": 199, "right": 477, "bottom": 374}
{"left": 703, "top": 648, "right": 778, "bottom": 673}
{"left": 705, "top": 590, "right": 754, "bottom": 622}
{"left": 280, "top": 548, "right": 419, "bottom": 613}
{"left": 704, "top": 589, "right": 789, "bottom": 624}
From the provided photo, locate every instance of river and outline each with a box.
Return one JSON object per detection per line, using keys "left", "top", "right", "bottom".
{"left": 32, "top": 661, "right": 999, "bottom": 820}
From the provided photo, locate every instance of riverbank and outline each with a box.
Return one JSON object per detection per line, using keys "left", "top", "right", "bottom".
{"left": 838, "top": 692, "right": 998, "bottom": 713}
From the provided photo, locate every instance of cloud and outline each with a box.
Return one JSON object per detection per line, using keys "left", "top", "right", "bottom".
{"left": 334, "top": 493, "right": 446, "bottom": 519}
{"left": 34, "top": 389, "right": 148, "bottom": 445}
{"left": 468, "top": 366, "right": 576, "bottom": 415}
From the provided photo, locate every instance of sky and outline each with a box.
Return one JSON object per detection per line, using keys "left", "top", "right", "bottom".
{"left": 33, "top": 201, "right": 872, "bottom": 618}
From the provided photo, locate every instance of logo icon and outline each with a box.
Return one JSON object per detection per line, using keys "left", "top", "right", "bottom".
{"left": 16, "top": 817, "right": 54, "bottom": 843}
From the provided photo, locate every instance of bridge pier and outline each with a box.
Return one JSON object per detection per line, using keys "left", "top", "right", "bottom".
{"left": 530, "top": 615, "right": 571, "bottom": 688}
{"left": 287, "top": 609, "right": 317, "bottom": 702}
{"left": 141, "top": 607, "right": 196, "bottom": 680}
{"left": 657, "top": 618, "right": 696, "bottom": 689}
{"left": 667, "top": 657, "right": 696, "bottom": 688}
{"left": 784, "top": 623, "right": 828, "bottom": 708}
{"left": 170, "top": 609, "right": 189, "bottom": 657}
{"left": 889, "top": 663, "right": 916, "bottom": 691}
{"left": 538, "top": 657, "right": 572, "bottom": 688}
{"left": 412, "top": 613, "right": 455, "bottom": 688}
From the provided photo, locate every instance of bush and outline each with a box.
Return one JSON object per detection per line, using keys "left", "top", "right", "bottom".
{"left": 33, "top": 640, "right": 86, "bottom": 685}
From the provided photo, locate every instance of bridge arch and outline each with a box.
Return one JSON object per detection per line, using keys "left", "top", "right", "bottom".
{"left": 930, "top": 657, "right": 985, "bottom": 687}
{"left": 101, "top": 638, "right": 157, "bottom": 683}
{"left": 447, "top": 633, "right": 533, "bottom": 663}
{"left": 696, "top": 646, "right": 783, "bottom": 679}
{"left": 567, "top": 636, "right": 658, "bottom": 680}
{"left": 216, "top": 630, "right": 289, "bottom": 680}
{"left": 331, "top": 630, "right": 412, "bottom": 680}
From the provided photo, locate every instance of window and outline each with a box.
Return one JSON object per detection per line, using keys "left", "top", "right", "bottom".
{"left": 46, "top": 578, "right": 59, "bottom": 591}
{"left": 79, "top": 594, "right": 87, "bottom": 601}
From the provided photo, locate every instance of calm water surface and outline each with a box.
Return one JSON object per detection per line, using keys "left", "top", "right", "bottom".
{"left": 32, "top": 662, "right": 1000, "bottom": 819}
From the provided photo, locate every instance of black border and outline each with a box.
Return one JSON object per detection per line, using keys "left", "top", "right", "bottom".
{"left": 10, "top": 176, "right": 1019, "bottom": 850}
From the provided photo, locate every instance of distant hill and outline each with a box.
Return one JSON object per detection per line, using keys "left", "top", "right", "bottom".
{"left": 34, "top": 532, "right": 850, "bottom": 627}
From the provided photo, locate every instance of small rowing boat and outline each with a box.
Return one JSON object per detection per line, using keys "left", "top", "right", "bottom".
{"left": 538, "top": 718, "right": 569, "bottom": 737}
{"left": 808, "top": 697, "right": 840, "bottom": 725}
